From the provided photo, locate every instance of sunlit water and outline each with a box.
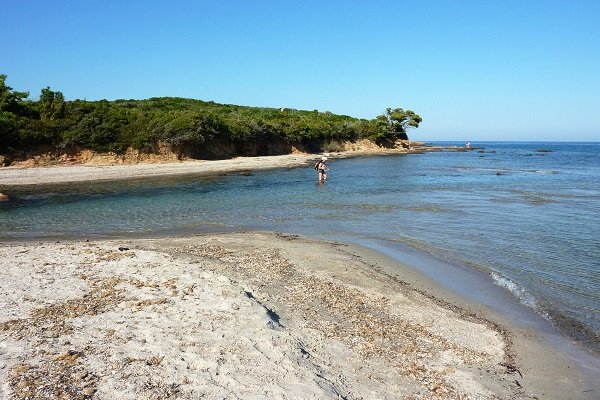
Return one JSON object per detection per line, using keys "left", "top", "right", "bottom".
{"left": 1, "top": 142, "right": 599, "bottom": 353}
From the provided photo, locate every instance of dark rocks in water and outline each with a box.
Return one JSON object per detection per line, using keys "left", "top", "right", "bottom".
{"left": 239, "top": 170, "right": 253, "bottom": 176}
{"left": 535, "top": 149, "right": 553, "bottom": 153}
{"left": 478, "top": 150, "right": 485, "bottom": 153}
{"left": 0, "top": 193, "right": 9, "bottom": 201}
{"left": 496, "top": 171, "right": 504, "bottom": 176}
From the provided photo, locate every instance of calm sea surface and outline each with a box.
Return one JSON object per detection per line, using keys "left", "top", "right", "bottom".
{"left": 1, "top": 141, "right": 599, "bottom": 352}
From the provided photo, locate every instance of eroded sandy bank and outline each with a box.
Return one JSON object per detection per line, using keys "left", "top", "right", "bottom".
{"left": 0, "top": 232, "right": 587, "bottom": 399}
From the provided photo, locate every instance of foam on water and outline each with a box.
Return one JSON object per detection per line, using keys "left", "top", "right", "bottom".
{"left": 491, "top": 271, "right": 539, "bottom": 311}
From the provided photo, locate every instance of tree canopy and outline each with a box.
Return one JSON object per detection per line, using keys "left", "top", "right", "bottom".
{"left": 0, "top": 74, "right": 421, "bottom": 159}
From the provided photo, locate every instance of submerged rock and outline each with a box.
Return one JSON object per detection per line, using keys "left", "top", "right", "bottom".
{"left": 0, "top": 193, "right": 9, "bottom": 201}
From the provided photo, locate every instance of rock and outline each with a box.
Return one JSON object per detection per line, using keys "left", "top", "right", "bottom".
{"left": 0, "top": 155, "right": 5, "bottom": 166}
{"left": 0, "top": 193, "right": 9, "bottom": 202}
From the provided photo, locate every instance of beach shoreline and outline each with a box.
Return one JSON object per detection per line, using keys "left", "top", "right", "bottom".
{"left": 0, "top": 231, "right": 592, "bottom": 399}
{"left": 0, "top": 144, "right": 442, "bottom": 188}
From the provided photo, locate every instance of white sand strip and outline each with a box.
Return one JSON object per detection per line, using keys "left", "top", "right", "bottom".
{"left": 0, "top": 154, "right": 315, "bottom": 186}
{"left": 0, "top": 232, "right": 587, "bottom": 399}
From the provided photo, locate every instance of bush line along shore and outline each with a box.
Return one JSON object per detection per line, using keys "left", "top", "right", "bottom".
{"left": 1, "top": 73, "right": 421, "bottom": 165}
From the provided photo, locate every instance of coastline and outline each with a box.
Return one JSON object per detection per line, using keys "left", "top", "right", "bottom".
{"left": 0, "top": 232, "right": 590, "bottom": 399}
{"left": 0, "top": 142, "right": 449, "bottom": 188}
{"left": 2, "top": 145, "right": 596, "bottom": 398}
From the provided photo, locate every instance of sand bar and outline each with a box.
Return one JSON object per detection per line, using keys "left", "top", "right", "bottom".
{"left": 0, "top": 154, "right": 315, "bottom": 187}
{"left": 0, "top": 232, "right": 590, "bottom": 399}
{"left": 0, "top": 146, "right": 431, "bottom": 187}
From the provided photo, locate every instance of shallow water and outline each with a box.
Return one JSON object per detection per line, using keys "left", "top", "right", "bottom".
{"left": 1, "top": 141, "right": 599, "bottom": 352}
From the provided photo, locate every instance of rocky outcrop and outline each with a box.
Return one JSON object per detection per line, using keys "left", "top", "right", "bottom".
{"left": 0, "top": 193, "right": 9, "bottom": 202}
{"left": 342, "top": 139, "right": 383, "bottom": 152}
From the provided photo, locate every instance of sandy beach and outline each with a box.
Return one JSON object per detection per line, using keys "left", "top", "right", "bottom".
{"left": 0, "top": 144, "right": 430, "bottom": 187}
{"left": 0, "top": 232, "right": 589, "bottom": 399}
{"left": 0, "top": 155, "right": 315, "bottom": 187}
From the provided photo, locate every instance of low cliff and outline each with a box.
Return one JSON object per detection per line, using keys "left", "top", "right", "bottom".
{"left": 1, "top": 139, "right": 418, "bottom": 168}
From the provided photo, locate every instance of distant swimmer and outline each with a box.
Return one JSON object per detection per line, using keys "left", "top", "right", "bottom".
{"left": 315, "top": 156, "right": 329, "bottom": 182}
{"left": 466, "top": 141, "right": 471, "bottom": 149}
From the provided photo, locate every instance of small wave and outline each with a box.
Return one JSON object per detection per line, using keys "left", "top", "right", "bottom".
{"left": 522, "top": 195, "right": 556, "bottom": 205}
{"left": 509, "top": 189, "right": 558, "bottom": 205}
{"left": 491, "top": 272, "right": 538, "bottom": 311}
{"left": 356, "top": 204, "right": 398, "bottom": 212}
{"left": 452, "top": 166, "right": 559, "bottom": 175}
{"left": 406, "top": 205, "right": 451, "bottom": 213}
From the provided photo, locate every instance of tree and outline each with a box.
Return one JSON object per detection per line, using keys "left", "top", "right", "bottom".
{"left": 1, "top": 74, "right": 29, "bottom": 151}
{"left": 372, "top": 107, "right": 422, "bottom": 145}
{"left": 0, "top": 74, "right": 29, "bottom": 115}
{"left": 385, "top": 107, "right": 422, "bottom": 134}
{"left": 40, "top": 87, "right": 65, "bottom": 120}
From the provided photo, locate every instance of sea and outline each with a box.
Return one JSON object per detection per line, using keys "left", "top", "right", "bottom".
{"left": 1, "top": 141, "right": 599, "bottom": 359}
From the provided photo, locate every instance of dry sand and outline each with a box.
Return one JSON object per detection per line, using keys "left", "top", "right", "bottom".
{"left": 0, "top": 155, "right": 314, "bottom": 187}
{"left": 0, "top": 232, "right": 588, "bottom": 399}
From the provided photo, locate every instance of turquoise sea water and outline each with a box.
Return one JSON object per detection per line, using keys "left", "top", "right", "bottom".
{"left": 1, "top": 142, "right": 599, "bottom": 353}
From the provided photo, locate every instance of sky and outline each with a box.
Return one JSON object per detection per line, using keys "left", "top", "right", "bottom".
{"left": 2, "top": 0, "right": 599, "bottom": 141}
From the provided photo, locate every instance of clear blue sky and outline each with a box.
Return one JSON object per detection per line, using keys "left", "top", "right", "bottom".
{"left": 2, "top": 0, "right": 599, "bottom": 141}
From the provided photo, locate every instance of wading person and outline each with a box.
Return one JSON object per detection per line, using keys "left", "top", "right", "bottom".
{"left": 315, "top": 156, "right": 328, "bottom": 182}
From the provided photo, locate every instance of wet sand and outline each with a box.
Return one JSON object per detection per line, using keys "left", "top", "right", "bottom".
{"left": 0, "top": 232, "right": 589, "bottom": 399}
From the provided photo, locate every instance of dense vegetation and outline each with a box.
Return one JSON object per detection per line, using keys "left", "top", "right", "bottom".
{"left": 0, "top": 74, "right": 421, "bottom": 159}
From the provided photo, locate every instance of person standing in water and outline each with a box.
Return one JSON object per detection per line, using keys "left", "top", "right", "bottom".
{"left": 316, "top": 156, "right": 328, "bottom": 182}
